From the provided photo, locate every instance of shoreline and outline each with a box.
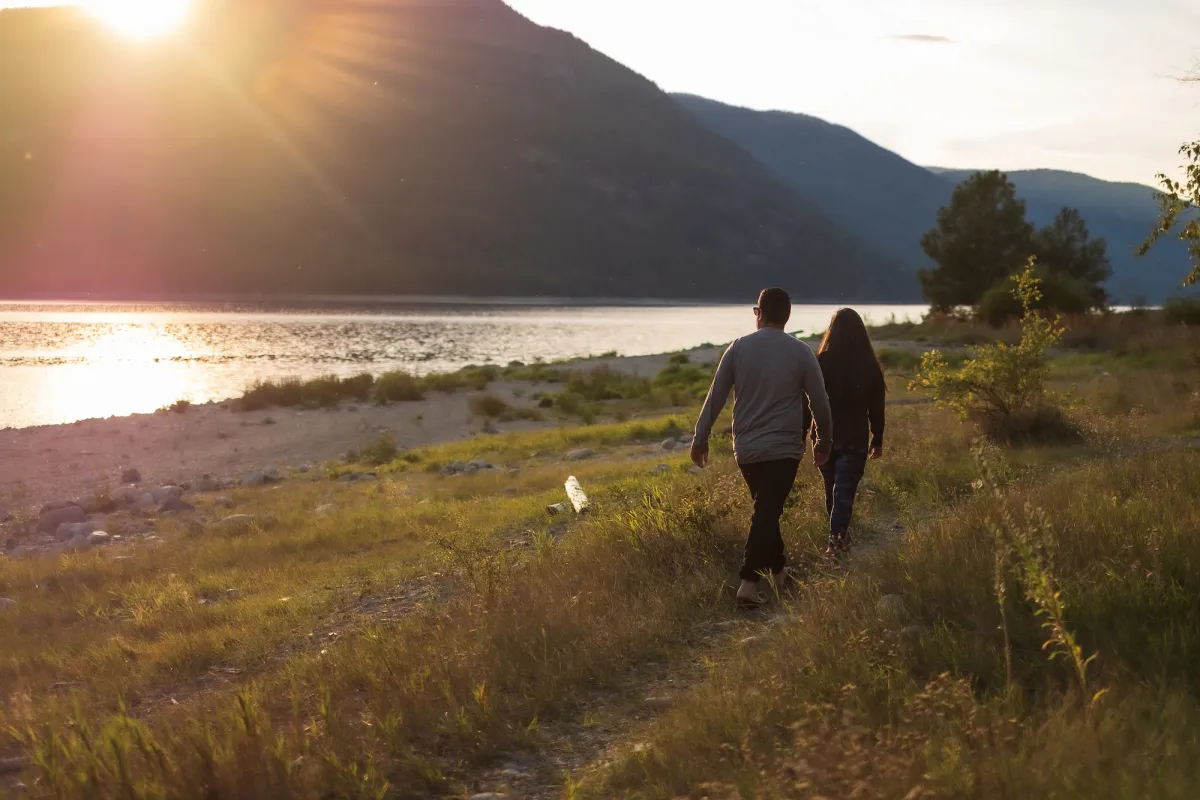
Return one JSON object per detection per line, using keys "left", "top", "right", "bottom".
{"left": 0, "top": 346, "right": 728, "bottom": 515}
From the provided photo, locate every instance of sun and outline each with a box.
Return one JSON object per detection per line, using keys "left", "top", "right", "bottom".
{"left": 81, "top": 0, "right": 193, "bottom": 39}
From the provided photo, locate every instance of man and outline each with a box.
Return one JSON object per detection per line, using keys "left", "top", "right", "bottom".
{"left": 690, "top": 288, "right": 832, "bottom": 609}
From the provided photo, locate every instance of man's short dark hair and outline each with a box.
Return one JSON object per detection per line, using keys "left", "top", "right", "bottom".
{"left": 757, "top": 288, "right": 791, "bottom": 325}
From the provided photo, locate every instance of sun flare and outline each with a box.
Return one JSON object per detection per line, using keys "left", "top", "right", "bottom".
{"left": 81, "top": 0, "right": 193, "bottom": 39}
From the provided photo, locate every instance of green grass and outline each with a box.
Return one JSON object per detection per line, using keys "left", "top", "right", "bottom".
{"left": 5, "top": 341, "right": 1200, "bottom": 797}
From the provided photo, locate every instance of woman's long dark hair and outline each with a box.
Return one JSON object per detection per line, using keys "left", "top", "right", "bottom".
{"left": 816, "top": 308, "right": 885, "bottom": 395}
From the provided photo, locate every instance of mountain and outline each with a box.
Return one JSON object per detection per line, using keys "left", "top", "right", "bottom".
{"left": 677, "top": 94, "right": 1192, "bottom": 303}
{"left": 673, "top": 94, "right": 947, "bottom": 271}
{"left": 929, "top": 168, "right": 1190, "bottom": 302}
{"left": 0, "top": 1, "right": 914, "bottom": 302}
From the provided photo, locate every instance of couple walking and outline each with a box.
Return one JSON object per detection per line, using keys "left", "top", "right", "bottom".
{"left": 690, "top": 288, "right": 885, "bottom": 609}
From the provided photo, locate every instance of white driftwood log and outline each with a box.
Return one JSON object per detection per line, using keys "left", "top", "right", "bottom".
{"left": 565, "top": 476, "right": 590, "bottom": 514}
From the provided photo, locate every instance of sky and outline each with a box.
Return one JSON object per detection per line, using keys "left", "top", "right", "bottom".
{"left": 506, "top": 0, "right": 1200, "bottom": 186}
{"left": 5, "top": 0, "right": 1197, "bottom": 186}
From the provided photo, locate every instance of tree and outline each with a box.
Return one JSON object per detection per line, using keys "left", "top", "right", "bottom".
{"left": 1141, "top": 138, "right": 1200, "bottom": 286}
{"left": 920, "top": 171, "right": 1034, "bottom": 312}
{"left": 1031, "top": 207, "right": 1111, "bottom": 307}
{"left": 976, "top": 263, "right": 1096, "bottom": 326}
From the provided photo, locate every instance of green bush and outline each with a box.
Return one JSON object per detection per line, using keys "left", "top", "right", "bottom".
{"left": 565, "top": 368, "right": 651, "bottom": 401}
{"left": 912, "top": 258, "right": 1080, "bottom": 444}
{"left": 468, "top": 394, "right": 509, "bottom": 419}
{"left": 373, "top": 372, "right": 424, "bottom": 404}
{"left": 349, "top": 433, "right": 399, "bottom": 466}
{"left": 240, "top": 373, "right": 375, "bottom": 410}
{"left": 977, "top": 265, "right": 1097, "bottom": 326}
{"left": 1164, "top": 296, "right": 1200, "bottom": 326}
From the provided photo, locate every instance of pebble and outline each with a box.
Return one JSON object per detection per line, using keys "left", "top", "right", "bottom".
{"left": 36, "top": 505, "right": 86, "bottom": 533}
{"left": 121, "top": 468, "right": 142, "bottom": 484}
{"left": 688, "top": 465, "right": 705, "bottom": 474}
{"left": 660, "top": 439, "right": 677, "bottom": 451}
{"left": 877, "top": 594, "right": 907, "bottom": 621}
{"left": 567, "top": 448, "right": 595, "bottom": 461}
{"left": 56, "top": 521, "right": 98, "bottom": 541}
{"left": 240, "top": 471, "right": 267, "bottom": 488}
{"left": 298, "top": 464, "right": 310, "bottom": 474}
{"left": 644, "top": 696, "right": 674, "bottom": 710}
{"left": 160, "top": 495, "right": 195, "bottom": 513}
{"left": 194, "top": 475, "right": 222, "bottom": 492}
{"left": 150, "top": 486, "right": 184, "bottom": 504}
{"left": 86, "top": 532, "right": 112, "bottom": 547}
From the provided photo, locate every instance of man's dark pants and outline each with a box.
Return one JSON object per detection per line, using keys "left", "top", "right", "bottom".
{"left": 737, "top": 458, "right": 801, "bottom": 582}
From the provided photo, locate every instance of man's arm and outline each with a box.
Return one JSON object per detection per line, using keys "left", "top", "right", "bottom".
{"left": 801, "top": 347, "right": 833, "bottom": 456}
{"left": 691, "top": 342, "right": 736, "bottom": 465}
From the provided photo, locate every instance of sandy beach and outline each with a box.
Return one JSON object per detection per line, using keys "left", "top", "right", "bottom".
{"left": 0, "top": 346, "right": 725, "bottom": 513}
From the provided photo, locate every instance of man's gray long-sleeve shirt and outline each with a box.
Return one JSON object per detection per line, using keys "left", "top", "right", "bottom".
{"left": 693, "top": 328, "right": 832, "bottom": 465}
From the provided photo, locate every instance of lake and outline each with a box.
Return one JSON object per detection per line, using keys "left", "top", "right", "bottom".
{"left": 0, "top": 301, "right": 926, "bottom": 429}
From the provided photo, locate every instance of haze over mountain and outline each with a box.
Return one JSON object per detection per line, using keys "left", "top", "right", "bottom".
{"left": 677, "top": 94, "right": 1192, "bottom": 303}
{"left": 0, "top": 0, "right": 914, "bottom": 303}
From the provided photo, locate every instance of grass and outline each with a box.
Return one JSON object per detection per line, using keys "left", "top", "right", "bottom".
{"left": 228, "top": 352, "right": 720, "bottom": 425}
{"left": 4, "top": 335, "right": 1200, "bottom": 797}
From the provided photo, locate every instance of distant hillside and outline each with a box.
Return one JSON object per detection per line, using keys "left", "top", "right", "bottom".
{"left": 930, "top": 168, "right": 1191, "bottom": 302}
{"left": 0, "top": 1, "right": 914, "bottom": 302}
{"left": 674, "top": 94, "right": 947, "bottom": 271}
{"left": 678, "top": 94, "right": 1191, "bottom": 303}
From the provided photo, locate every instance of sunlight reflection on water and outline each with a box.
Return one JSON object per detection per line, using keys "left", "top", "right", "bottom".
{"left": 0, "top": 302, "right": 926, "bottom": 428}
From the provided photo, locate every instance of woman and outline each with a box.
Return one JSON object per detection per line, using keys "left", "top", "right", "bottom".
{"left": 813, "top": 308, "right": 886, "bottom": 556}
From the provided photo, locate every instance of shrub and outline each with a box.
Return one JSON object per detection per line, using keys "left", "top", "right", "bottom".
{"left": 653, "top": 357, "right": 712, "bottom": 403}
{"left": 565, "top": 368, "right": 651, "bottom": 402}
{"left": 912, "top": 258, "right": 1079, "bottom": 443}
{"left": 977, "top": 265, "right": 1097, "bottom": 326}
{"left": 1164, "top": 295, "right": 1200, "bottom": 326}
{"left": 423, "top": 367, "right": 496, "bottom": 393}
{"left": 350, "top": 433, "right": 399, "bottom": 466}
{"left": 468, "top": 394, "right": 509, "bottom": 419}
{"left": 165, "top": 399, "right": 191, "bottom": 414}
{"left": 239, "top": 374, "right": 375, "bottom": 410}
{"left": 373, "top": 372, "right": 424, "bottom": 404}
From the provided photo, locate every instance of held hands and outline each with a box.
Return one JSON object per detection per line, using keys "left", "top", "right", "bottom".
{"left": 690, "top": 440, "right": 709, "bottom": 469}
{"left": 813, "top": 443, "right": 831, "bottom": 468}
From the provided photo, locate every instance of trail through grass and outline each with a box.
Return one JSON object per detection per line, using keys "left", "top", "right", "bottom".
{"left": 2, "top": 344, "right": 1199, "bottom": 798}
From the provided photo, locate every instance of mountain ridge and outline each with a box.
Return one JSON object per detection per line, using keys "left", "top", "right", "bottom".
{"left": 676, "top": 94, "right": 1191, "bottom": 302}
{"left": 0, "top": 1, "right": 916, "bottom": 303}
